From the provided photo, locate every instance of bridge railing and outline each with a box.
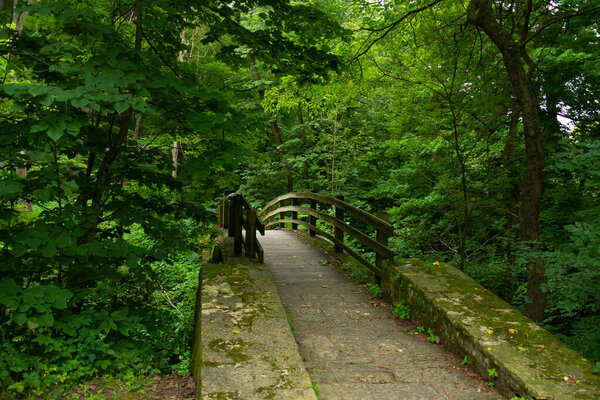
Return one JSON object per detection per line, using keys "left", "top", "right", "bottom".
{"left": 217, "top": 193, "right": 265, "bottom": 262}
{"left": 258, "top": 192, "right": 394, "bottom": 277}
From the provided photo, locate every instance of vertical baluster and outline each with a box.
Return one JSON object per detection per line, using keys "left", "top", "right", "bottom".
{"left": 231, "top": 195, "right": 243, "bottom": 256}
{"left": 246, "top": 209, "right": 257, "bottom": 258}
{"left": 291, "top": 198, "right": 298, "bottom": 230}
{"left": 334, "top": 195, "right": 344, "bottom": 253}
{"left": 279, "top": 199, "right": 285, "bottom": 229}
{"left": 376, "top": 212, "right": 391, "bottom": 279}
{"left": 309, "top": 197, "right": 317, "bottom": 237}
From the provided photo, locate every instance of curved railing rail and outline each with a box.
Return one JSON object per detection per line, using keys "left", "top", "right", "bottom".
{"left": 217, "top": 193, "right": 265, "bottom": 262}
{"left": 258, "top": 192, "right": 393, "bottom": 276}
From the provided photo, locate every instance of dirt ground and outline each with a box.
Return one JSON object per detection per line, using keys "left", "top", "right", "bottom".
{"left": 66, "top": 373, "right": 195, "bottom": 400}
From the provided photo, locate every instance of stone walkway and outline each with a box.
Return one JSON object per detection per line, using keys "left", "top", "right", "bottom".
{"left": 261, "top": 230, "right": 504, "bottom": 400}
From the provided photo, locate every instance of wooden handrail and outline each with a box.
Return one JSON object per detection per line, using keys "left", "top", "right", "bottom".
{"left": 265, "top": 218, "right": 382, "bottom": 276}
{"left": 259, "top": 192, "right": 394, "bottom": 277}
{"left": 262, "top": 206, "right": 393, "bottom": 259}
{"left": 217, "top": 193, "right": 265, "bottom": 262}
{"left": 259, "top": 192, "right": 393, "bottom": 234}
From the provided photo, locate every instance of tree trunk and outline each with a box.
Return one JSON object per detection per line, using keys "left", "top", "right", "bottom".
{"left": 79, "top": 1, "right": 142, "bottom": 244}
{"left": 133, "top": 115, "right": 143, "bottom": 139}
{"left": 172, "top": 140, "right": 181, "bottom": 178}
{"left": 501, "top": 105, "right": 521, "bottom": 300}
{"left": 248, "top": 54, "right": 294, "bottom": 193}
{"left": 467, "top": 0, "right": 546, "bottom": 322}
{"left": 331, "top": 118, "right": 337, "bottom": 197}
{"left": 296, "top": 95, "right": 310, "bottom": 188}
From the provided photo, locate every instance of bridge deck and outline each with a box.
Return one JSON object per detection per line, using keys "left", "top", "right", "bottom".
{"left": 261, "top": 230, "right": 502, "bottom": 400}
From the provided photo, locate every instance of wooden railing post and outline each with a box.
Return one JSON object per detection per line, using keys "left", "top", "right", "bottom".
{"left": 227, "top": 197, "right": 234, "bottom": 237}
{"left": 334, "top": 195, "right": 344, "bottom": 253}
{"left": 376, "top": 212, "right": 390, "bottom": 272}
{"left": 246, "top": 209, "right": 257, "bottom": 258}
{"left": 309, "top": 197, "right": 317, "bottom": 237}
{"left": 223, "top": 190, "right": 232, "bottom": 230}
{"left": 230, "top": 195, "right": 243, "bottom": 256}
{"left": 291, "top": 198, "right": 298, "bottom": 230}
{"left": 279, "top": 199, "right": 285, "bottom": 229}
{"left": 217, "top": 200, "right": 224, "bottom": 228}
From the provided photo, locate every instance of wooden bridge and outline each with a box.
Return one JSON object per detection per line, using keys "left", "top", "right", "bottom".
{"left": 198, "top": 192, "right": 600, "bottom": 400}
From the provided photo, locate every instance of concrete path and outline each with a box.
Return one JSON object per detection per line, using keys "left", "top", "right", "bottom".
{"left": 261, "top": 230, "right": 504, "bottom": 400}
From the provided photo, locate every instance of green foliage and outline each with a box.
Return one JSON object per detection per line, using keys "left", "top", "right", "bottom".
{"left": 461, "top": 356, "right": 470, "bottom": 367}
{"left": 426, "top": 328, "right": 436, "bottom": 343}
{"left": 0, "top": 220, "right": 203, "bottom": 396}
{"left": 312, "top": 382, "right": 320, "bottom": 399}
{"left": 392, "top": 300, "right": 410, "bottom": 320}
{"left": 286, "top": 313, "right": 295, "bottom": 337}
{"left": 367, "top": 283, "right": 383, "bottom": 298}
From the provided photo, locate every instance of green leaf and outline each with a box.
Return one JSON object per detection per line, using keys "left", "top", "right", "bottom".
{"left": 52, "top": 289, "right": 73, "bottom": 309}
{"left": 38, "top": 313, "right": 54, "bottom": 327}
{"left": 11, "top": 244, "right": 27, "bottom": 257}
{"left": 46, "top": 125, "right": 65, "bottom": 142}
{"left": 13, "top": 312, "right": 27, "bottom": 326}
{"left": 71, "top": 98, "right": 88, "bottom": 108}
{"left": 55, "top": 232, "right": 71, "bottom": 248}
{"left": 42, "top": 242, "right": 57, "bottom": 257}
{"left": 30, "top": 122, "right": 49, "bottom": 133}
{"left": 26, "top": 319, "right": 39, "bottom": 330}
{"left": 0, "top": 181, "right": 24, "bottom": 199}
{"left": 114, "top": 101, "right": 130, "bottom": 114}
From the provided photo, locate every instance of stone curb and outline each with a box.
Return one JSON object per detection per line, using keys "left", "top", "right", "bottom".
{"left": 193, "top": 260, "right": 316, "bottom": 400}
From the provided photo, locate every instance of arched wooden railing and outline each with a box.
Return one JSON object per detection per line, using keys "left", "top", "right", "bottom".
{"left": 217, "top": 193, "right": 265, "bottom": 262}
{"left": 258, "top": 192, "right": 394, "bottom": 277}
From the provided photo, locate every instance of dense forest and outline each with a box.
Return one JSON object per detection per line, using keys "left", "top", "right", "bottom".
{"left": 1, "top": 0, "right": 599, "bottom": 397}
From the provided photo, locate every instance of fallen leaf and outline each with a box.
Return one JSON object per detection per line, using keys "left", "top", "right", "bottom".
{"left": 486, "top": 329, "right": 494, "bottom": 334}
{"left": 487, "top": 347, "right": 492, "bottom": 351}
{"left": 215, "top": 306, "right": 221, "bottom": 309}
{"left": 302, "top": 304, "right": 312, "bottom": 308}
{"left": 518, "top": 346, "right": 526, "bottom": 351}
{"left": 376, "top": 364, "right": 390, "bottom": 370}
{"left": 232, "top": 330, "right": 240, "bottom": 334}
{"left": 509, "top": 328, "right": 518, "bottom": 334}
{"left": 433, "top": 261, "right": 440, "bottom": 266}
{"left": 321, "top": 285, "right": 328, "bottom": 288}
{"left": 364, "top": 313, "right": 371, "bottom": 316}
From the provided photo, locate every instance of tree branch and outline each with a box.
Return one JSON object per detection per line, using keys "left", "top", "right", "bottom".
{"left": 523, "top": 4, "right": 600, "bottom": 45}
{"left": 350, "top": 0, "right": 448, "bottom": 61}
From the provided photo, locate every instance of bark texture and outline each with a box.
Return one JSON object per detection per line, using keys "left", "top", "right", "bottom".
{"left": 467, "top": 0, "right": 546, "bottom": 322}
